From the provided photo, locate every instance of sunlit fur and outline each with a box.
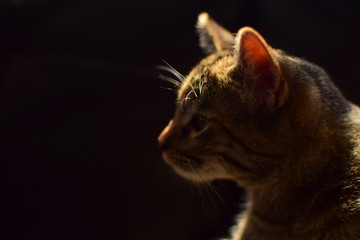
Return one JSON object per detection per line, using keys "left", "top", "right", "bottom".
{"left": 158, "top": 13, "right": 360, "bottom": 240}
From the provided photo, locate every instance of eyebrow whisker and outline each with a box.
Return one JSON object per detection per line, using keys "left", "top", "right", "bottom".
{"left": 158, "top": 74, "right": 182, "bottom": 87}
{"left": 160, "top": 59, "right": 186, "bottom": 81}
{"left": 160, "top": 86, "right": 175, "bottom": 91}
{"left": 180, "top": 97, "right": 193, "bottom": 112}
{"left": 186, "top": 90, "right": 198, "bottom": 99}
{"left": 156, "top": 65, "right": 184, "bottom": 82}
{"left": 159, "top": 59, "right": 196, "bottom": 93}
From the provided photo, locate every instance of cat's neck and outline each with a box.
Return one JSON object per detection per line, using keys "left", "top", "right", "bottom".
{"left": 244, "top": 105, "right": 360, "bottom": 225}
{"left": 248, "top": 165, "right": 346, "bottom": 225}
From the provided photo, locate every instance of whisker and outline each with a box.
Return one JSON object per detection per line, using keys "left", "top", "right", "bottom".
{"left": 179, "top": 90, "right": 198, "bottom": 112}
{"left": 158, "top": 74, "right": 181, "bottom": 87}
{"left": 189, "top": 169, "right": 218, "bottom": 209}
{"left": 199, "top": 75, "right": 205, "bottom": 95}
{"left": 160, "top": 59, "right": 196, "bottom": 94}
{"left": 185, "top": 90, "right": 197, "bottom": 98}
{"left": 180, "top": 156, "right": 225, "bottom": 210}
{"left": 199, "top": 177, "right": 218, "bottom": 209}
{"left": 193, "top": 180, "right": 206, "bottom": 208}
{"left": 185, "top": 80, "right": 196, "bottom": 95}
{"left": 198, "top": 68, "right": 203, "bottom": 95}
{"left": 204, "top": 172, "right": 229, "bottom": 209}
{"left": 180, "top": 97, "right": 192, "bottom": 112}
{"left": 160, "top": 86, "right": 174, "bottom": 91}
{"left": 205, "top": 181, "right": 228, "bottom": 210}
{"left": 183, "top": 157, "right": 206, "bottom": 208}
{"left": 156, "top": 65, "right": 184, "bottom": 82}
{"left": 214, "top": 179, "right": 238, "bottom": 206}
{"left": 161, "top": 59, "right": 186, "bottom": 80}
{"left": 185, "top": 90, "right": 198, "bottom": 99}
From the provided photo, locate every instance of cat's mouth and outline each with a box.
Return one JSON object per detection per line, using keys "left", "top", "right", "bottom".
{"left": 163, "top": 151, "right": 201, "bottom": 170}
{"left": 162, "top": 150, "right": 209, "bottom": 179}
{"left": 162, "top": 150, "right": 229, "bottom": 181}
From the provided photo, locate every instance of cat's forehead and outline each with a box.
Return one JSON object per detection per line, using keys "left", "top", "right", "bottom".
{"left": 178, "top": 52, "right": 235, "bottom": 99}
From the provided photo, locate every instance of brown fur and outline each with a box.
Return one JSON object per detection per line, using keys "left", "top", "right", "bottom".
{"left": 158, "top": 12, "right": 360, "bottom": 240}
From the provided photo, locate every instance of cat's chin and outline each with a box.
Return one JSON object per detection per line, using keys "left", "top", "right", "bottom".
{"left": 162, "top": 151, "right": 230, "bottom": 182}
{"left": 169, "top": 165, "right": 212, "bottom": 182}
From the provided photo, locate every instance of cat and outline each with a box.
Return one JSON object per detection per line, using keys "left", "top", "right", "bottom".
{"left": 158, "top": 12, "right": 360, "bottom": 240}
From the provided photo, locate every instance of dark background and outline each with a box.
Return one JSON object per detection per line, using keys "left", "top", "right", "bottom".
{"left": 0, "top": 0, "right": 359, "bottom": 240}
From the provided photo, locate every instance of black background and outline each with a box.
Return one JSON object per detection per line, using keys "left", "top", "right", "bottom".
{"left": 0, "top": 1, "right": 359, "bottom": 240}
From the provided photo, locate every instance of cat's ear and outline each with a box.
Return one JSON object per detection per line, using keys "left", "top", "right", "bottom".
{"left": 196, "top": 12, "right": 234, "bottom": 54}
{"left": 234, "top": 27, "right": 288, "bottom": 109}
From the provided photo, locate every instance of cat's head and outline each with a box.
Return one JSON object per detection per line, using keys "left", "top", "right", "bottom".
{"left": 158, "top": 13, "right": 335, "bottom": 188}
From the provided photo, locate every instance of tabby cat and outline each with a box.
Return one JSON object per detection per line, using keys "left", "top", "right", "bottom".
{"left": 158, "top": 12, "right": 360, "bottom": 240}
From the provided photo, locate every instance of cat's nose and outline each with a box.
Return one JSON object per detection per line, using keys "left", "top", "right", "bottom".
{"left": 158, "top": 120, "right": 174, "bottom": 151}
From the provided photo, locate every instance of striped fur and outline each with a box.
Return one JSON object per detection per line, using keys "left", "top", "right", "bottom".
{"left": 158, "top": 12, "right": 360, "bottom": 240}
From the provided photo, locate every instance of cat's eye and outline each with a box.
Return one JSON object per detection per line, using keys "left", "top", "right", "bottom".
{"left": 191, "top": 114, "right": 208, "bottom": 132}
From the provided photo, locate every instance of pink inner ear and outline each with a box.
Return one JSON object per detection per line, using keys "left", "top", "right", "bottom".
{"left": 242, "top": 32, "right": 270, "bottom": 67}
{"left": 237, "top": 28, "right": 287, "bottom": 108}
{"left": 240, "top": 30, "right": 277, "bottom": 89}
